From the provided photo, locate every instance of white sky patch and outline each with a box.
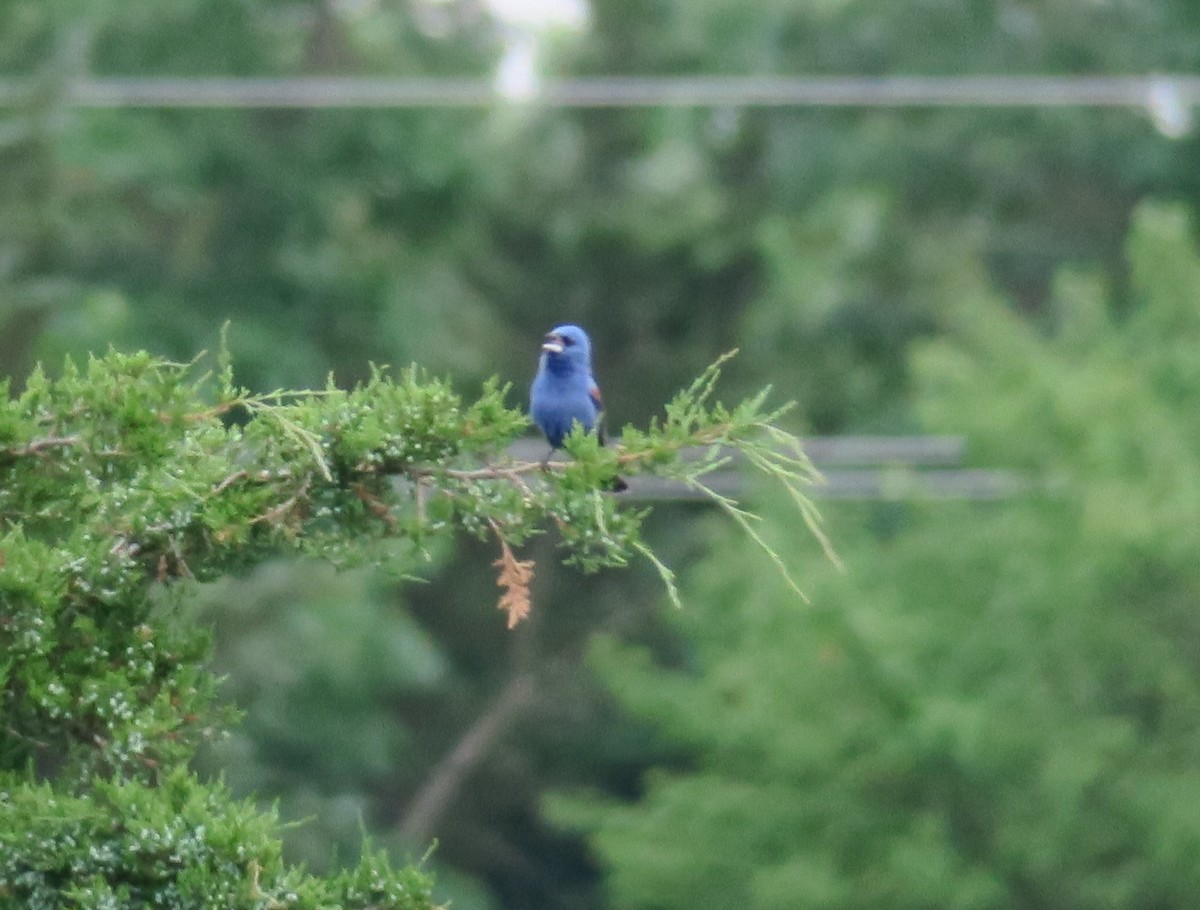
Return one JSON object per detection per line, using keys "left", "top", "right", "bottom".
{"left": 494, "top": 32, "right": 540, "bottom": 101}
{"left": 485, "top": 0, "right": 588, "bottom": 32}
{"left": 486, "top": 0, "right": 588, "bottom": 101}
{"left": 1147, "top": 78, "right": 1193, "bottom": 139}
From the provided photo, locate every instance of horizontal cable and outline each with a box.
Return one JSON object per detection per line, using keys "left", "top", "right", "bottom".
{"left": 507, "top": 435, "right": 1026, "bottom": 501}
{"left": 626, "top": 467, "right": 1029, "bottom": 501}
{"left": 508, "top": 435, "right": 966, "bottom": 467}
{"left": 0, "top": 75, "right": 1195, "bottom": 109}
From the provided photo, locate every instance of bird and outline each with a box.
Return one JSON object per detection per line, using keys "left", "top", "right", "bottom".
{"left": 530, "top": 324, "right": 628, "bottom": 491}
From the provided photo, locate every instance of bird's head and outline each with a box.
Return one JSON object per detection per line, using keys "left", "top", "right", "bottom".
{"left": 541, "top": 324, "right": 592, "bottom": 372}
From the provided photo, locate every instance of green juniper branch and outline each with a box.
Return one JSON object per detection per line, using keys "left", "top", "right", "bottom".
{"left": 0, "top": 346, "right": 831, "bottom": 908}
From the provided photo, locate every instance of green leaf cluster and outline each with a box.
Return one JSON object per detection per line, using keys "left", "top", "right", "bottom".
{"left": 0, "top": 770, "right": 432, "bottom": 910}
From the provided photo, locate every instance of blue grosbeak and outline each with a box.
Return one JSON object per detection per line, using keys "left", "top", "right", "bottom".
{"left": 530, "top": 324, "right": 627, "bottom": 491}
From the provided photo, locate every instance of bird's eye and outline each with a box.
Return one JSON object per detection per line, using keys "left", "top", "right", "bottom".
{"left": 561, "top": 335, "right": 575, "bottom": 346}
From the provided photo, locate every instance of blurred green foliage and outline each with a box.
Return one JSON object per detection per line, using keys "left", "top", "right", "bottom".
{"left": 550, "top": 204, "right": 1200, "bottom": 910}
{"left": 3, "top": 0, "right": 1200, "bottom": 908}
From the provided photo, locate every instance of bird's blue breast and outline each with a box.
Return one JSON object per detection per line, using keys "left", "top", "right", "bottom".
{"left": 530, "top": 370, "right": 598, "bottom": 449}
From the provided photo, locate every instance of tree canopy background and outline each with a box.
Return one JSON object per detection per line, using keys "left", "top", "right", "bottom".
{"left": 3, "top": 1, "right": 1200, "bottom": 908}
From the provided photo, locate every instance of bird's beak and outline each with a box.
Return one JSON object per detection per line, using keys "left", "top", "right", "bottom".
{"left": 542, "top": 335, "right": 564, "bottom": 355}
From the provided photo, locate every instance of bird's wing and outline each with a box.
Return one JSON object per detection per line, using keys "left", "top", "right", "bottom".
{"left": 588, "top": 379, "right": 609, "bottom": 446}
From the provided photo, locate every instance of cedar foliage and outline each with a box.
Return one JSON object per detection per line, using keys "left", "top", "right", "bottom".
{"left": 0, "top": 347, "right": 824, "bottom": 906}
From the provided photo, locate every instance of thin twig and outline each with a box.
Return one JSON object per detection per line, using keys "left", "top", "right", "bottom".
{"left": 413, "top": 460, "right": 562, "bottom": 481}
{"left": 0, "top": 435, "right": 82, "bottom": 457}
{"left": 250, "top": 478, "right": 312, "bottom": 526}
{"left": 211, "top": 469, "right": 248, "bottom": 495}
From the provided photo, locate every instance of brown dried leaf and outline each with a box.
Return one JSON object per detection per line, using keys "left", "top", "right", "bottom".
{"left": 493, "top": 536, "right": 535, "bottom": 629}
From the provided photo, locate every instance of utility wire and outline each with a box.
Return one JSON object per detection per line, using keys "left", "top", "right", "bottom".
{"left": 505, "top": 437, "right": 1028, "bottom": 501}
{"left": 0, "top": 74, "right": 1195, "bottom": 111}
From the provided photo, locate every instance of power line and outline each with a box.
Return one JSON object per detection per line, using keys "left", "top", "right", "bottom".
{"left": 626, "top": 467, "right": 1028, "bottom": 501}
{"left": 508, "top": 435, "right": 967, "bottom": 466}
{"left": 506, "top": 436, "right": 1027, "bottom": 501}
{"left": 0, "top": 74, "right": 1195, "bottom": 111}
